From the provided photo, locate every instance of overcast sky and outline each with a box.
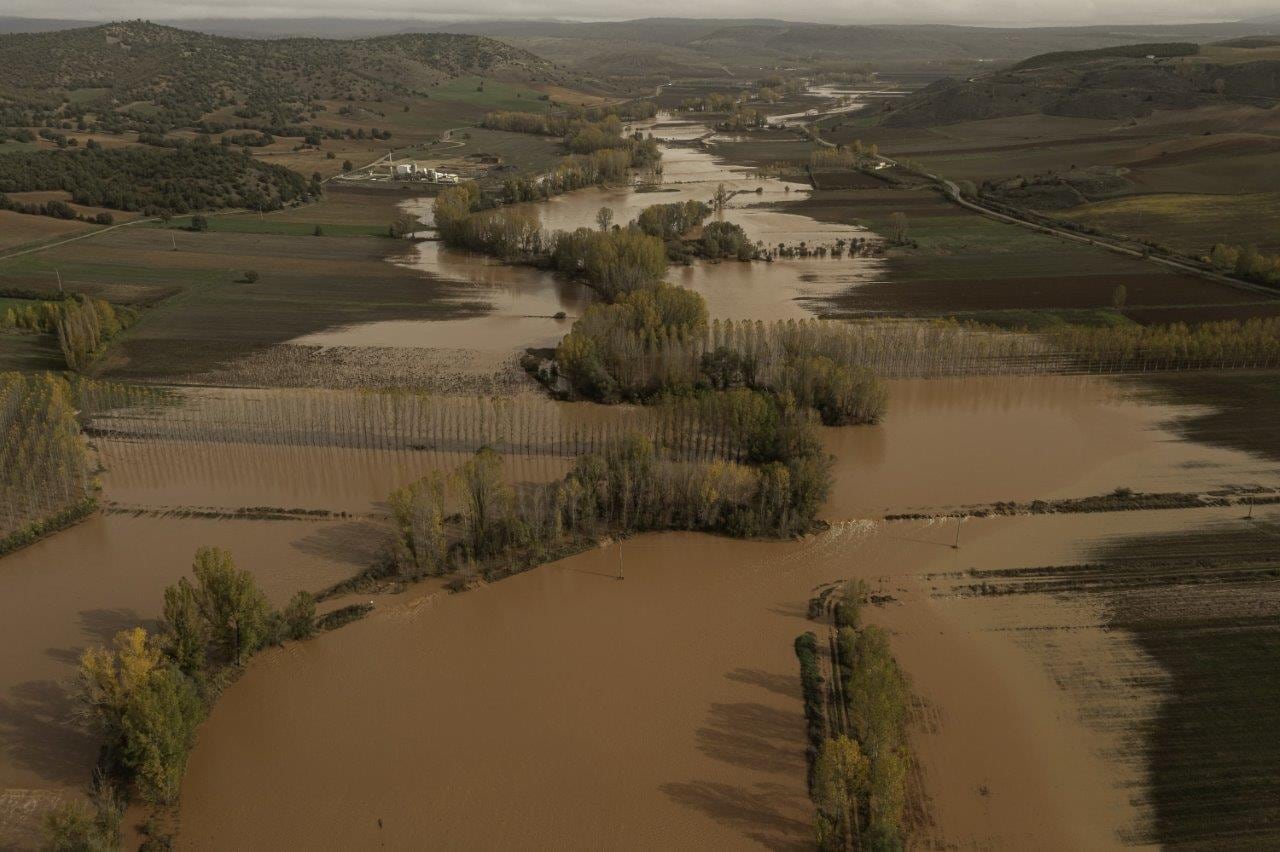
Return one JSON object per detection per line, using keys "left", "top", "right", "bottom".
{"left": 3, "top": 0, "right": 1274, "bottom": 27}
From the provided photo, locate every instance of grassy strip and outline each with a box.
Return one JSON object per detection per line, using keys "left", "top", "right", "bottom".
{"left": 884, "top": 487, "right": 1280, "bottom": 521}
{"left": 0, "top": 495, "right": 98, "bottom": 558}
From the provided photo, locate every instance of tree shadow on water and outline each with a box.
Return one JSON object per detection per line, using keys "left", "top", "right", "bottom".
{"left": 659, "top": 779, "right": 812, "bottom": 851}
{"left": 46, "top": 607, "right": 152, "bottom": 665}
{"left": 695, "top": 702, "right": 807, "bottom": 775}
{"left": 726, "top": 667, "right": 801, "bottom": 699}
{"left": 0, "top": 679, "right": 95, "bottom": 785}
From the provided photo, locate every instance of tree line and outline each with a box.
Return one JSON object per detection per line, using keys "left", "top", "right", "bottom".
{"left": 1208, "top": 243, "right": 1280, "bottom": 287}
{"left": 387, "top": 427, "right": 832, "bottom": 589}
{"left": 554, "top": 287, "right": 888, "bottom": 425}
{"left": 1050, "top": 317, "right": 1280, "bottom": 371}
{"left": 798, "top": 580, "right": 912, "bottom": 850}
{"left": 0, "top": 192, "right": 114, "bottom": 225}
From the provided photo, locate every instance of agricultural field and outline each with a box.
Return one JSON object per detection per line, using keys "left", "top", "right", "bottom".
{"left": 830, "top": 99, "right": 1280, "bottom": 260}
{"left": 786, "top": 185, "right": 1277, "bottom": 325}
{"left": 0, "top": 210, "right": 95, "bottom": 253}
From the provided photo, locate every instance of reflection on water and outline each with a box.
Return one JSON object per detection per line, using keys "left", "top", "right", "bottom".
{"left": 288, "top": 105, "right": 885, "bottom": 349}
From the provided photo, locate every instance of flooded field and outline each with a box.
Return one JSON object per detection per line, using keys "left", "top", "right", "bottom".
{"left": 176, "top": 504, "right": 1261, "bottom": 849}
{"left": 0, "top": 514, "right": 387, "bottom": 847}
{"left": 823, "top": 375, "right": 1280, "bottom": 517}
{"left": 284, "top": 112, "right": 885, "bottom": 357}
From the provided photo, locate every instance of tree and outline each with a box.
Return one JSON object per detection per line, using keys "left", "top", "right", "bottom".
{"left": 595, "top": 206, "right": 614, "bottom": 231}
{"left": 1112, "top": 284, "right": 1127, "bottom": 310}
{"left": 161, "top": 578, "right": 207, "bottom": 679}
{"left": 887, "top": 212, "right": 909, "bottom": 245}
{"left": 75, "top": 627, "right": 163, "bottom": 739}
{"left": 190, "top": 546, "right": 271, "bottom": 665}
{"left": 243, "top": 270, "right": 259, "bottom": 284}
{"left": 455, "top": 447, "right": 514, "bottom": 559}
{"left": 282, "top": 591, "right": 317, "bottom": 640}
{"left": 813, "top": 736, "right": 870, "bottom": 851}
{"left": 834, "top": 578, "right": 869, "bottom": 630}
{"left": 190, "top": 215, "right": 209, "bottom": 232}
{"left": 119, "top": 666, "right": 204, "bottom": 804}
{"left": 342, "top": 159, "right": 354, "bottom": 172}
{"left": 712, "top": 182, "right": 730, "bottom": 211}
{"left": 313, "top": 224, "right": 324, "bottom": 236}
{"left": 389, "top": 212, "right": 418, "bottom": 239}
{"left": 389, "top": 473, "right": 449, "bottom": 575}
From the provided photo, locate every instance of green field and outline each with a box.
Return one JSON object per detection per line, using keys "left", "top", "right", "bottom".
{"left": 156, "top": 216, "right": 391, "bottom": 238}
{"left": 789, "top": 186, "right": 1275, "bottom": 323}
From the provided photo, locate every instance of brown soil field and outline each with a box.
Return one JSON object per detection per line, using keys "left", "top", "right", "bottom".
{"left": 0, "top": 210, "right": 93, "bottom": 253}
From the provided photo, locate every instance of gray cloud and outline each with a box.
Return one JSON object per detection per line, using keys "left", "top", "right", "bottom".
{"left": 4, "top": 0, "right": 1276, "bottom": 26}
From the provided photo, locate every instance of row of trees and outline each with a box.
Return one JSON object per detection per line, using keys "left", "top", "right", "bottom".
{"left": 48, "top": 547, "right": 317, "bottom": 845}
{"left": 0, "top": 192, "right": 115, "bottom": 225}
{"left": 2, "top": 296, "right": 138, "bottom": 372}
{"left": 555, "top": 288, "right": 889, "bottom": 424}
{"left": 434, "top": 185, "right": 670, "bottom": 299}
{"left": 53, "top": 296, "right": 138, "bottom": 371}
{"left": 801, "top": 581, "right": 912, "bottom": 850}
{"left": 0, "top": 372, "right": 94, "bottom": 550}
{"left": 1050, "top": 317, "right": 1280, "bottom": 371}
{"left": 388, "top": 425, "right": 832, "bottom": 585}
{"left": 1208, "top": 242, "right": 1280, "bottom": 287}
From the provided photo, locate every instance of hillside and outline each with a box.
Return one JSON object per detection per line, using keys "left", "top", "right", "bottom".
{"left": 0, "top": 21, "right": 585, "bottom": 132}
{"left": 880, "top": 45, "right": 1280, "bottom": 126}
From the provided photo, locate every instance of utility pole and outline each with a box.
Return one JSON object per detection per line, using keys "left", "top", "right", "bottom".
{"left": 55, "top": 269, "right": 63, "bottom": 293}
{"left": 952, "top": 516, "right": 962, "bottom": 550}
{"left": 1247, "top": 496, "right": 1254, "bottom": 520}
{"left": 171, "top": 233, "right": 177, "bottom": 251}
{"left": 617, "top": 539, "right": 624, "bottom": 581}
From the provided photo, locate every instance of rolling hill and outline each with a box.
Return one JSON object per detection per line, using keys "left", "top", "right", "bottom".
{"left": 0, "top": 21, "right": 590, "bottom": 131}
{"left": 879, "top": 43, "right": 1280, "bottom": 126}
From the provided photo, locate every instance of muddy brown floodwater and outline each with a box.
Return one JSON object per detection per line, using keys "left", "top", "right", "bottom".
{"left": 178, "top": 505, "right": 1256, "bottom": 849}
{"left": 0, "top": 514, "right": 388, "bottom": 848}
{"left": 284, "top": 110, "right": 886, "bottom": 358}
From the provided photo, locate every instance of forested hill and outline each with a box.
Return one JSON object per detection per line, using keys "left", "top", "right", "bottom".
{"left": 878, "top": 44, "right": 1280, "bottom": 127}
{"left": 0, "top": 21, "right": 575, "bottom": 130}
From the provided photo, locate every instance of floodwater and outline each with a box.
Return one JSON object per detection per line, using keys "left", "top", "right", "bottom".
{"left": 287, "top": 100, "right": 886, "bottom": 352}
{"left": 177, "top": 505, "right": 1254, "bottom": 849}
{"left": 0, "top": 513, "right": 387, "bottom": 847}
{"left": 823, "top": 375, "right": 1280, "bottom": 517}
